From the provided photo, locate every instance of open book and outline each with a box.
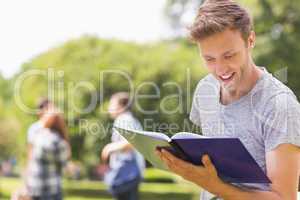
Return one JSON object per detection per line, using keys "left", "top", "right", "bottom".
{"left": 114, "top": 126, "right": 271, "bottom": 184}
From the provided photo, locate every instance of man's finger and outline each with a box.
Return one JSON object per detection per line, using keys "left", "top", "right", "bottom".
{"left": 161, "top": 149, "right": 175, "bottom": 163}
{"left": 202, "top": 154, "right": 212, "bottom": 168}
{"left": 155, "top": 149, "right": 162, "bottom": 158}
{"left": 202, "top": 154, "right": 218, "bottom": 174}
{"left": 161, "top": 149, "right": 196, "bottom": 171}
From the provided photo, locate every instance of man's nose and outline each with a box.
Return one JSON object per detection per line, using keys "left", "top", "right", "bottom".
{"left": 215, "top": 61, "right": 228, "bottom": 76}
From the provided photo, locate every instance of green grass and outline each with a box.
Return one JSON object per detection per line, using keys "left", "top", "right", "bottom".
{"left": 0, "top": 169, "right": 201, "bottom": 200}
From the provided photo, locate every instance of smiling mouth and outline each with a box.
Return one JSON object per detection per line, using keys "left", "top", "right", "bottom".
{"left": 219, "top": 72, "right": 235, "bottom": 83}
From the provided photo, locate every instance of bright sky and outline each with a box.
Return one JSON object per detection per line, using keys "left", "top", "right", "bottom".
{"left": 0, "top": 0, "right": 173, "bottom": 78}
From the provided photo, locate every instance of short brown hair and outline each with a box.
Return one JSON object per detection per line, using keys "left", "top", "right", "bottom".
{"left": 111, "top": 92, "right": 132, "bottom": 111}
{"left": 189, "top": 0, "right": 253, "bottom": 42}
{"left": 37, "top": 97, "right": 50, "bottom": 110}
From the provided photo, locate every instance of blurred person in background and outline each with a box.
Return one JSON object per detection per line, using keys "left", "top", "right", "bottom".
{"left": 26, "top": 107, "right": 71, "bottom": 200}
{"left": 12, "top": 98, "right": 54, "bottom": 200}
{"left": 101, "top": 92, "right": 145, "bottom": 200}
{"left": 26, "top": 98, "right": 53, "bottom": 163}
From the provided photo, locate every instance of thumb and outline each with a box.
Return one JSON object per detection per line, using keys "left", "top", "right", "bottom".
{"left": 202, "top": 155, "right": 218, "bottom": 175}
{"left": 202, "top": 154, "right": 213, "bottom": 168}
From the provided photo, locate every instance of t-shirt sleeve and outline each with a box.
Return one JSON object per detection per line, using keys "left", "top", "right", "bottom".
{"left": 112, "top": 113, "right": 143, "bottom": 142}
{"left": 189, "top": 76, "right": 220, "bottom": 128}
{"left": 263, "top": 92, "right": 300, "bottom": 152}
{"left": 27, "top": 123, "right": 38, "bottom": 145}
{"left": 189, "top": 96, "right": 201, "bottom": 127}
{"left": 114, "top": 115, "right": 143, "bottom": 130}
{"left": 189, "top": 82, "right": 202, "bottom": 127}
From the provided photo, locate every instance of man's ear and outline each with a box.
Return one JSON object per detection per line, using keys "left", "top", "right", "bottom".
{"left": 248, "top": 31, "right": 256, "bottom": 48}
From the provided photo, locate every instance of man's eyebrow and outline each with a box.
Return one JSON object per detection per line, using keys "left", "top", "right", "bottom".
{"left": 203, "top": 49, "right": 235, "bottom": 58}
{"left": 222, "top": 49, "right": 235, "bottom": 56}
{"left": 203, "top": 55, "right": 214, "bottom": 59}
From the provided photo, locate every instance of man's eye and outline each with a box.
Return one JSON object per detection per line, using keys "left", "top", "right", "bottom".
{"left": 225, "top": 54, "right": 235, "bottom": 59}
{"left": 206, "top": 58, "right": 215, "bottom": 62}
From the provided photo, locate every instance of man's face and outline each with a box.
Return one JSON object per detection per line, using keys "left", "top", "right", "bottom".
{"left": 108, "top": 97, "right": 121, "bottom": 119}
{"left": 198, "top": 29, "right": 254, "bottom": 93}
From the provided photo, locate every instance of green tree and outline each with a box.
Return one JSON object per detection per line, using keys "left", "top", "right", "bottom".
{"left": 8, "top": 36, "right": 206, "bottom": 168}
{"left": 254, "top": 0, "right": 300, "bottom": 97}
{"left": 164, "top": 0, "right": 203, "bottom": 37}
{"left": 164, "top": 0, "right": 300, "bottom": 97}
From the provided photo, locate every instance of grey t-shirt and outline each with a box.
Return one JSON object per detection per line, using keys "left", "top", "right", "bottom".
{"left": 189, "top": 68, "right": 300, "bottom": 200}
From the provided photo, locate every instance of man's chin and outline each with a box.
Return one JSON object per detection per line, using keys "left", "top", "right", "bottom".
{"left": 221, "top": 83, "right": 236, "bottom": 93}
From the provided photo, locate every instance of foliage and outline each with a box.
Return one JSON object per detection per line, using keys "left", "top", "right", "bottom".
{"left": 2, "top": 0, "right": 300, "bottom": 172}
{"left": 253, "top": 0, "right": 300, "bottom": 97}
{"left": 164, "top": 0, "right": 300, "bottom": 97}
{"left": 1, "top": 37, "right": 205, "bottom": 167}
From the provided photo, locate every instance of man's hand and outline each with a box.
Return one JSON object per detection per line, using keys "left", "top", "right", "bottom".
{"left": 156, "top": 143, "right": 300, "bottom": 200}
{"left": 101, "top": 143, "right": 119, "bottom": 162}
{"left": 101, "top": 141, "right": 133, "bottom": 162}
{"left": 156, "top": 148, "right": 224, "bottom": 196}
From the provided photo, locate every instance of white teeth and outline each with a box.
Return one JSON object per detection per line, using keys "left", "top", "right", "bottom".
{"left": 221, "top": 73, "right": 233, "bottom": 79}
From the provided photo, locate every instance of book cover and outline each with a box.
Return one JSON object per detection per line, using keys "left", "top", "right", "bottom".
{"left": 114, "top": 126, "right": 271, "bottom": 184}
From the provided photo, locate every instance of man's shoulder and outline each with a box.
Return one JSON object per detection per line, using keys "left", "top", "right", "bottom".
{"left": 196, "top": 74, "right": 218, "bottom": 86}
{"left": 115, "top": 112, "right": 133, "bottom": 123}
{"left": 260, "top": 72, "right": 297, "bottom": 103}
{"left": 114, "top": 112, "right": 142, "bottom": 130}
{"left": 193, "top": 74, "right": 219, "bottom": 99}
{"left": 115, "top": 112, "right": 137, "bottom": 123}
{"left": 255, "top": 71, "right": 299, "bottom": 115}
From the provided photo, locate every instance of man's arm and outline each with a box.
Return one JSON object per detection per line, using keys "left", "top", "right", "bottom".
{"left": 157, "top": 143, "right": 300, "bottom": 200}
{"left": 101, "top": 141, "right": 134, "bottom": 162}
{"left": 215, "top": 144, "right": 300, "bottom": 200}
{"left": 265, "top": 144, "right": 299, "bottom": 199}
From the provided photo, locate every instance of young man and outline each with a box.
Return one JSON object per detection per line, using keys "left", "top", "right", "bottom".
{"left": 156, "top": 0, "right": 300, "bottom": 199}
{"left": 101, "top": 92, "right": 145, "bottom": 200}
{"left": 26, "top": 98, "right": 52, "bottom": 162}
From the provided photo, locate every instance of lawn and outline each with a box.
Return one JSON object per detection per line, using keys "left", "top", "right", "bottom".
{"left": 0, "top": 169, "right": 201, "bottom": 200}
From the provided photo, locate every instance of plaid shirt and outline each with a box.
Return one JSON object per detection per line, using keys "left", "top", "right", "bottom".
{"left": 26, "top": 128, "right": 69, "bottom": 197}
